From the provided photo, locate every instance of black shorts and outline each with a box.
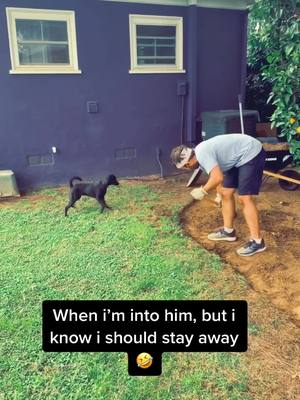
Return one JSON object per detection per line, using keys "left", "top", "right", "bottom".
{"left": 223, "top": 149, "right": 266, "bottom": 195}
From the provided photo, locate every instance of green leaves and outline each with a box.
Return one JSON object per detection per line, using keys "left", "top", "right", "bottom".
{"left": 248, "top": 0, "right": 300, "bottom": 164}
{"left": 285, "top": 44, "right": 294, "bottom": 57}
{"left": 266, "top": 92, "right": 275, "bottom": 104}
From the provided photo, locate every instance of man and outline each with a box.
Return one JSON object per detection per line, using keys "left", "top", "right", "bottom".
{"left": 170, "top": 134, "right": 266, "bottom": 256}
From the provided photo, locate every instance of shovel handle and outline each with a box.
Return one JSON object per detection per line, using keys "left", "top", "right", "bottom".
{"left": 263, "top": 170, "right": 300, "bottom": 185}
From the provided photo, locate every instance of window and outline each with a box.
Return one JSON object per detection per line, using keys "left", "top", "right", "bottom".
{"left": 6, "top": 8, "right": 81, "bottom": 74}
{"left": 129, "top": 15, "right": 185, "bottom": 74}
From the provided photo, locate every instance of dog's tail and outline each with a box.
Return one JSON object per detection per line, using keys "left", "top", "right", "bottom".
{"left": 69, "top": 176, "right": 82, "bottom": 188}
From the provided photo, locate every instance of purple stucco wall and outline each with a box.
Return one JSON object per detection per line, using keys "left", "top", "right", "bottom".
{"left": 197, "top": 7, "right": 247, "bottom": 112}
{"left": 0, "top": 0, "right": 247, "bottom": 190}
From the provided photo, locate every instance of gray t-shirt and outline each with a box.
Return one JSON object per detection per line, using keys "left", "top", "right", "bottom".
{"left": 194, "top": 134, "right": 262, "bottom": 174}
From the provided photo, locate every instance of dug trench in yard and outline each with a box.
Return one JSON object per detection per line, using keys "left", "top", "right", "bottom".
{"left": 180, "top": 177, "right": 300, "bottom": 326}
{"left": 142, "top": 175, "right": 300, "bottom": 399}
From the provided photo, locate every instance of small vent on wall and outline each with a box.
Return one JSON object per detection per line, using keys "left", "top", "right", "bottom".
{"left": 87, "top": 101, "right": 99, "bottom": 113}
{"left": 27, "top": 153, "right": 54, "bottom": 166}
{"left": 114, "top": 147, "right": 136, "bottom": 160}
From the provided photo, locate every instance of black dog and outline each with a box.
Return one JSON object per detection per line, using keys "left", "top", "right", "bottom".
{"left": 65, "top": 174, "right": 119, "bottom": 216}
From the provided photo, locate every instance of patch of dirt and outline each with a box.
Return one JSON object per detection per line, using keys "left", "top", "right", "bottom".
{"left": 180, "top": 178, "right": 300, "bottom": 326}
{"left": 143, "top": 175, "right": 300, "bottom": 399}
{"left": 146, "top": 175, "right": 300, "bottom": 399}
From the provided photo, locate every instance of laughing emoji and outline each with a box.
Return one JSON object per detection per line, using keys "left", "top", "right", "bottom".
{"left": 136, "top": 352, "right": 153, "bottom": 369}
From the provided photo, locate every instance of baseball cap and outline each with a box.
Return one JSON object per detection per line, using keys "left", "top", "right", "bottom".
{"left": 170, "top": 145, "right": 193, "bottom": 169}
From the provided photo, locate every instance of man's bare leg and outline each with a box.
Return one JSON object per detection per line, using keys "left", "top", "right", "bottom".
{"left": 236, "top": 194, "right": 266, "bottom": 256}
{"left": 220, "top": 187, "right": 236, "bottom": 229}
{"left": 207, "top": 187, "right": 237, "bottom": 241}
{"left": 238, "top": 195, "right": 261, "bottom": 239}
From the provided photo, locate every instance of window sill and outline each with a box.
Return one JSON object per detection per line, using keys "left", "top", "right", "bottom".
{"left": 9, "top": 69, "right": 82, "bottom": 74}
{"left": 129, "top": 68, "right": 186, "bottom": 74}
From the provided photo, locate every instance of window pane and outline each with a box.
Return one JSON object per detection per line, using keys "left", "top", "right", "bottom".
{"left": 137, "top": 58, "right": 155, "bottom": 65}
{"left": 42, "top": 21, "right": 68, "bottom": 41}
{"left": 16, "top": 19, "right": 42, "bottom": 41}
{"left": 136, "top": 25, "right": 176, "bottom": 37}
{"left": 46, "top": 44, "right": 69, "bottom": 63}
{"left": 136, "top": 24, "right": 176, "bottom": 66}
{"left": 137, "top": 58, "right": 176, "bottom": 65}
{"left": 137, "top": 44, "right": 155, "bottom": 57}
{"left": 18, "top": 44, "right": 44, "bottom": 64}
{"left": 156, "top": 45, "right": 175, "bottom": 57}
{"left": 16, "top": 19, "right": 69, "bottom": 65}
{"left": 137, "top": 38, "right": 155, "bottom": 46}
{"left": 18, "top": 43, "right": 69, "bottom": 64}
{"left": 157, "top": 39, "right": 175, "bottom": 46}
{"left": 16, "top": 19, "right": 68, "bottom": 42}
{"left": 154, "top": 58, "right": 176, "bottom": 64}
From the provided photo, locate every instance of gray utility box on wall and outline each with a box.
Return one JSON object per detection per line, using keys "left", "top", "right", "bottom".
{"left": 0, "top": 170, "right": 20, "bottom": 197}
{"left": 200, "top": 110, "right": 259, "bottom": 140}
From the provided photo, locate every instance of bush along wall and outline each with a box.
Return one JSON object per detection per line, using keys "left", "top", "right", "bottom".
{"left": 248, "top": 0, "right": 300, "bottom": 164}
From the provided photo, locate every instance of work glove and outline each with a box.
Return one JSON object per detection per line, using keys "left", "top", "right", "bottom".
{"left": 190, "top": 186, "right": 208, "bottom": 200}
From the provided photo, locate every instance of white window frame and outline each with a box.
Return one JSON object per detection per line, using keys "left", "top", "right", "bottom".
{"left": 6, "top": 7, "right": 81, "bottom": 74}
{"left": 129, "top": 14, "right": 185, "bottom": 74}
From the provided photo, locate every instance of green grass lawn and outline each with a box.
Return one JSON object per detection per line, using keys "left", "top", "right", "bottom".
{"left": 0, "top": 183, "right": 251, "bottom": 400}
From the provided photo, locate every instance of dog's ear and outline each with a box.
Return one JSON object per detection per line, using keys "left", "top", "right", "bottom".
{"left": 109, "top": 174, "right": 119, "bottom": 185}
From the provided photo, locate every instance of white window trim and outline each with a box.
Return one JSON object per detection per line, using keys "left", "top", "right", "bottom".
{"left": 129, "top": 14, "right": 185, "bottom": 74}
{"left": 104, "top": 0, "right": 250, "bottom": 9}
{"left": 6, "top": 7, "right": 81, "bottom": 74}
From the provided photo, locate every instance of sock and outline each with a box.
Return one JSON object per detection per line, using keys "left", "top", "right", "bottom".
{"left": 224, "top": 227, "right": 234, "bottom": 233}
{"left": 252, "top": 237, "right": 262, "bottom": 244}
